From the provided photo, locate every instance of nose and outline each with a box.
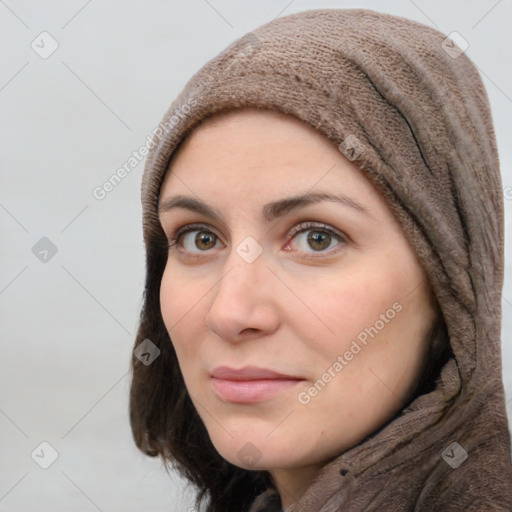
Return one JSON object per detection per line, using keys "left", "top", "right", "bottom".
{"left": 204, "top": 249, "right": 280, "bottom": 343}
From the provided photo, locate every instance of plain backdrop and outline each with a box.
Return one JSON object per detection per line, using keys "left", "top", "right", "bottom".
{"left": 1, "top": 1, "right": 511, "bottom": 511}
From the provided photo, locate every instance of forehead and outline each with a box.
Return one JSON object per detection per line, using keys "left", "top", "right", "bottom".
{"left": 186, "top": 108, "right": 333, "bottom": 155}
{"left": 157, "top": 109, "right": 406, "bottom": 241}
{"left": 161, "top": 108, "right": 365, "bottom": 192}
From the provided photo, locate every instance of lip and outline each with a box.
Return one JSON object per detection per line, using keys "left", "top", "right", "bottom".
{"left": 210, "top": 365, "right": 305, "bottom": 403}
{"left": 210, "top": 365, "right": 303, "bottom": 380}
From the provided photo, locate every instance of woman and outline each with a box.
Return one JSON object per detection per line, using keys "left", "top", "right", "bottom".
{"left": 129, "top": 8, "right": 512, "bottom": 511}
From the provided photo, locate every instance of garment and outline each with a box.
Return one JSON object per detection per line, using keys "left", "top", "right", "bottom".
{"left": 139, "top": 8, "right": 512, "bottom": 511}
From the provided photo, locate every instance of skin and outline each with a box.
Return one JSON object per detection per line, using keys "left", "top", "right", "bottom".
{"left": 157, "top": 108, "right": 438, "bottom": 508}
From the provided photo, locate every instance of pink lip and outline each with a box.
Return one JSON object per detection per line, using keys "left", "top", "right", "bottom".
{"left": 210, "top": 365, "right": 305, "bottom": 403}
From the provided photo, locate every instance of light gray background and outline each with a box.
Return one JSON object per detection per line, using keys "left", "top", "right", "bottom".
{"left": 1, "top": 1, "right": 511, "bottom": 511}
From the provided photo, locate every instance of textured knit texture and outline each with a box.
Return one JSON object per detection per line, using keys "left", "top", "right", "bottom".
{"left": 139, "top": 8, "right": 512, "bottom": 511}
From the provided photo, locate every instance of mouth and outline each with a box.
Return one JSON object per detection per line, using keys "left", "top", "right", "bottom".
{"left": 209, "top": 365, "right": 305, "bottom": 403}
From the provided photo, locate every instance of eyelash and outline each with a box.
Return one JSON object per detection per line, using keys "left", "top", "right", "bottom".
{"left": 166, "top": 221, "right": 346, "bottom": 258}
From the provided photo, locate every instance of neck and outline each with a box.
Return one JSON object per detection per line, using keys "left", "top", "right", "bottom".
{"left": 269, "top": 463, "right": 323, "bottom": 509}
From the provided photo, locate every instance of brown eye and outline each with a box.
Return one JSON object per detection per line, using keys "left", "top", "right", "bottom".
{"left": 307, "top": 231, "right": 332, "bottom": 251}
{"left": 167, "top": 224, "right": 222, "bottom": 253}
{"left": 194, "top": 231, "right": 217, "bottom": 250}
{"left": 287, "top": 222, "right": 345, "bottom": 255}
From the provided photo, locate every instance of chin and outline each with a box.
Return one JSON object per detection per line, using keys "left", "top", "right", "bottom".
{"left": 209, "top": 432, "right": 305, "bottom": 471}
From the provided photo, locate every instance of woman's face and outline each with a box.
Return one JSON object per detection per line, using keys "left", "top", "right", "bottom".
{"left": 158, "top": 108, "right": 437, "bottom": 484}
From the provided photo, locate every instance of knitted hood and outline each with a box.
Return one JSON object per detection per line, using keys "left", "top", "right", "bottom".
{"left": 136, "top": 8, "right": 512, "bottom": 511}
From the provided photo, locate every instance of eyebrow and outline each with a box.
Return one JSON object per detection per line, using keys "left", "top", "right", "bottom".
{"left": 158, "top": 191, "right": 371, "bottom": 223}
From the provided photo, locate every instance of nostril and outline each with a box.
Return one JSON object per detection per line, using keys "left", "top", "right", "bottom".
{"left": 241, "top": 327, "right": 259, "bottom": 335}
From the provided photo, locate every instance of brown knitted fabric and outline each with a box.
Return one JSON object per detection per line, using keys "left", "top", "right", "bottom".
{"left": 138, "top": 8, "right": 512, "bottom": 511}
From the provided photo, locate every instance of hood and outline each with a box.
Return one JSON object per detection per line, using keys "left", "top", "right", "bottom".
{"left": 139, "top": 8, "right": 512, "bottom": 511}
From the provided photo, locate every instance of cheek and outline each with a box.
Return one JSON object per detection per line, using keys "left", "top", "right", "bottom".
{"left": 303, "top": 254, "right": 428, "bottom": 376}
{"left": 303, "top": 265, "right": 402, "bottom": 350}
{"left": 159, "top": 263, "right": 206, "bottom": 359}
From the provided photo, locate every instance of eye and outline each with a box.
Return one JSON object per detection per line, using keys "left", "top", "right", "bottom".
{"left": 285, "top": 221, "right": 345, "bottom": 255}
{"left": 167, "top": 223, "right": 222, "bottom": 253}
{"left": 167, "top": 221, "right": 346, "bottom": 257}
